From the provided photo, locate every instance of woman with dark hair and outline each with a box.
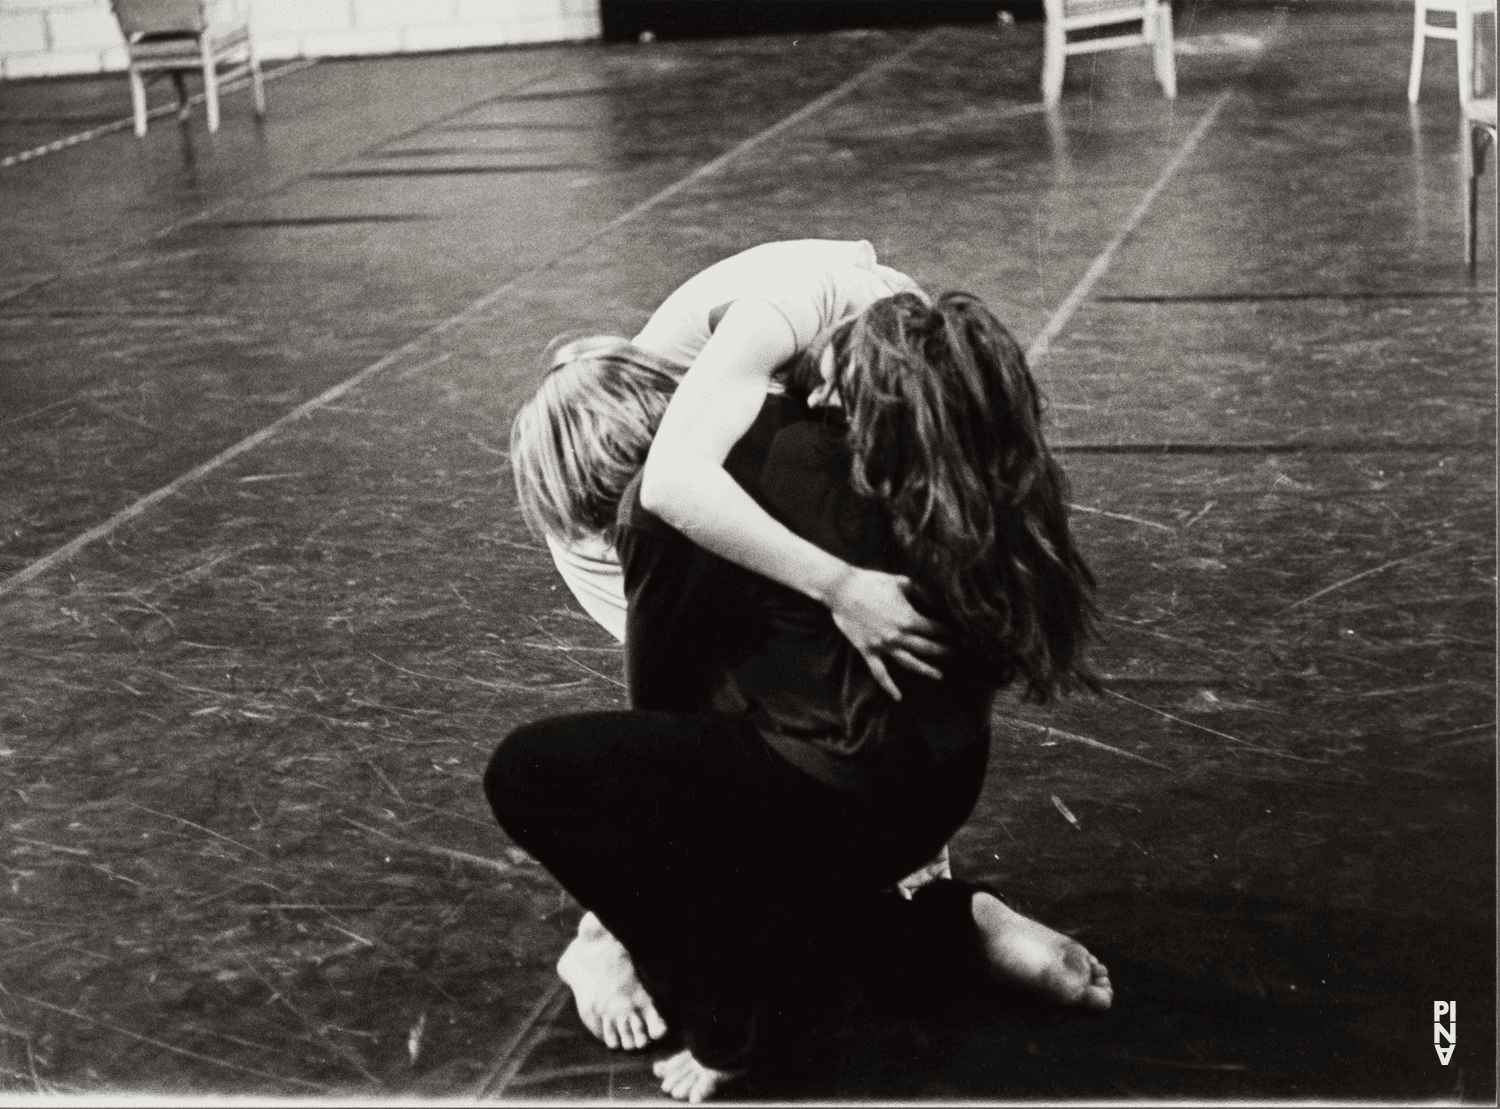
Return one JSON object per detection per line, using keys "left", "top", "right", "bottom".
{"left": 486, "top": 290, "right": 1111, "bottom": 1102}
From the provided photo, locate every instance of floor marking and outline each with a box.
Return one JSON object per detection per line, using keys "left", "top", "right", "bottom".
{"left": 470, "top": 979, "right": 569, "bottom": 1099}
{"left": 313, "top": 164, "right": 594, "bottom": 176}
{"left": 0, "top": 34, "right": 936, "bottom": 601}
{"left": 0, "top": 62, "right": 570, "bottom": 310}
{"left": 581, "top": 31, "right": 939, "bottom": 243}
{"left": 1025, "top": 88, "right": 1234, "bottom": 367}
{"left": 1105, "top": 689, "right": 1333, "bottom": 764}
{"left": 1285, "top": 539, "right": 1463, "bottom": 610}
{"left": 214, "top": 215, "right": 435, "bottom": 227}
{"left": 9, "top": 991, "right": 325, "bottom": 1090}
{"left": 1097, "top": 290, "right": 1498, "bottom": 302}
{"left": 834, "top": 100, "right": 1044, "bottom": 140}
{"left": 506, "top": 1059, "right": 655, "bottom": 1090}
{"left": 1068, "top": 502, "right": 1175, "bottom": 531}
{"left": 1052, "top": 440, "right": 1485, "bottom": 455}
{"left": 1012, "top": 719, "right": 1173, "bottom": 770}
{"left": 0, "top": 59, "right": 317, "bottom": 170}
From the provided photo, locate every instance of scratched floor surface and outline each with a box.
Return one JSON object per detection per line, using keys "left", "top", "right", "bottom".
{"left": 0, "top": 2, "right": 1493, "bottom": 1101}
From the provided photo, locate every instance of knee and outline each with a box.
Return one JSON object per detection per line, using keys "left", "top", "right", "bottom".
{"left": 483, "top": 718, "right": 558, "bottom": 822}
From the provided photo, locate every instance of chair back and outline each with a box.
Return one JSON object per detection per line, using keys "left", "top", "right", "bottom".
{"left": 111, "top": 0, "right": 206, "bottom": 36}
{"left": 1049, "top": 0, "right": 1157, "bottom": 27}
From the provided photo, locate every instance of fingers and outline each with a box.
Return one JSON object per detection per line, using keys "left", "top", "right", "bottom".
{"left": 897, "top": 630, "right": 952, "bottom": 658}
{"left": 862, "top": 651, "right": 902, "bottom": 702}
{"left": 889, "top": 648, "right": 943, "bottom": 682}
{"left": 893, "top": 576, "right": 949, "bottom": 637}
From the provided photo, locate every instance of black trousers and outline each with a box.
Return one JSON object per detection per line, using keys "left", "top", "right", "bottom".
{"left": 484, "top": 710, "right": 989, "bottom": 1070}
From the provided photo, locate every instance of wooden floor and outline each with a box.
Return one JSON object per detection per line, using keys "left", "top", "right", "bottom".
{"left": 0, "top": 2, "right": 1494, "bottom": 1100}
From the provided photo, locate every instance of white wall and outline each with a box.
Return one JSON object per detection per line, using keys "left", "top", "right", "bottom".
{"left": 0, "top": 0, "right": 602, "bottom": 79}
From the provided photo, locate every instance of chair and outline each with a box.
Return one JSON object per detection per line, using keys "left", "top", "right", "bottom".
{"left": 111, "top": 0, "right": 265, "bottom": 137}
{"left": 1042, "top": 0, "right": 1177, "bottom": 107}
{"left": 1408, "top": 0, "right": 1498, "bottom": 104}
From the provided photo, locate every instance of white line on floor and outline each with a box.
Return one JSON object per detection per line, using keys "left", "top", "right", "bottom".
{"left": 0, "top": 58, "right": 318, "bottom": 170}
{"left": 1024, "top": 89, "right": 1232, "bottom": 367}
{"left": 0, "top": 33, "right": 938, "bottom": 599}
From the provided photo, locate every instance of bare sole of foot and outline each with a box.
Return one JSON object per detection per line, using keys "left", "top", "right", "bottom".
{"left": 653, "top": 1048, "right": 742, "bottom": 1103}
{"left": 556, "top": 911, "right": 668, "bottom": 1050}
{"left": 971, "top": 892, "right": 1113, "bottom": 1010}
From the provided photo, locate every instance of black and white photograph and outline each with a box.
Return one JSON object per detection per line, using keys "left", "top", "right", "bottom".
{"left": 0, "top": 0, "right": 1494, "bottom": 1101}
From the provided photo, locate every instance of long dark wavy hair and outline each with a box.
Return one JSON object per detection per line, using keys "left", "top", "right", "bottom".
{"left": 796, "top": 291, "right": 1100, "bottom": 702}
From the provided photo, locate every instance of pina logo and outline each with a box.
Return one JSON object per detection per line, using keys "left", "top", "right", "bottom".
{"left": 1433, "top": 1001, "right": 1456, "bottom": 1065}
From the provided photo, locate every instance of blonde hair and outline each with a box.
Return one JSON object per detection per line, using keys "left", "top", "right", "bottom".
{"left": 510, "top": 336, "right": 686, "bottom": 544}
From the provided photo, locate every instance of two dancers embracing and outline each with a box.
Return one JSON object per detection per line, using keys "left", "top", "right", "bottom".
{"left": 491, "top": 240, "right": 1110, "bottom": 1101}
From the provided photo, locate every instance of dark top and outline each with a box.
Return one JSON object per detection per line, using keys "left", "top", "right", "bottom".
{"left": 617, "top": 398, "right": 995, "bottom": 793}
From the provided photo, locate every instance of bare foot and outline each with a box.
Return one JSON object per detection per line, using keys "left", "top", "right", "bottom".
{"left": 557, "top": 912, "right": 668, "bottom": 1050}
{"left": 971, "top": 892, "right": 1113, "bottom": 1010}
{"left": 653, "top": 1048, "right": 742, "bottom": 1102}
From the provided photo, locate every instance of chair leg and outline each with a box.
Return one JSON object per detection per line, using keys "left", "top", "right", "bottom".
{"left": 1408, "top": 7, "right": 1427, "bottom": 104}
{"left": 249, "top": 44, "right": 266, "bottom": 119}
{"left": 1456, "top": 2, "right": 1474, "bottom": 103}
{"left": 1476, "top": 128, "right": 1488, "bottom": 277}
{"left": 1043, "top": 21, "right": 1066, "bottom": 106}
{"left": 1467, "top": 173, "right": 1479, "bottom": 275}
{"left": 128, "top": 66, "right": 148, "bottom": 137}
{"left": 1154, "top": 5, "right": 1177, "bottom": 99}
{"left": 1470, "top": 127, "right": 1493, "bottom": 276}
{"left": 171, "top": 71, "right": 190, "bottom": 120}
{"left": 201, "top": 38, "right": 220, "bottom": 133}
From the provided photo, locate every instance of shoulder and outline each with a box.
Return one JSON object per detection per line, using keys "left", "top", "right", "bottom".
{"left": 633, "top": 241, "right": 892, "bottom": 362}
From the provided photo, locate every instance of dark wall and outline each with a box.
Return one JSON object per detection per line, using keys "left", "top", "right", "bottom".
{"left": 599, "top": 1, "right": 1045, "bottom": 41}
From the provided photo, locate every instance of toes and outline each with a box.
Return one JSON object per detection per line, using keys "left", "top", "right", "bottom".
{"left": 655, "top": 1049, "right": 692, "bottom": 1080}
{"left": 644, "top": 1002, "right": 669, "bottom": 1041}
{"left": 599, "top": 1012, "right": 620, "bottom": 1050}
{"left": 659, "top": 1054, "right": 696, "bottom": 1101}
{"left": 627, "top": 1010, "right": 647, "bottom": 1048}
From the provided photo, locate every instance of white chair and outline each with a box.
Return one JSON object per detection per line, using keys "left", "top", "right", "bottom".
{"left": 110, "top": 0, "right": 265, "bottom": 137}
{"left": 1042, "top": 0, "right": 1177, "bottom": 107}
{"left": 1408, "top": 0, "right": 1498, "bottom": 104}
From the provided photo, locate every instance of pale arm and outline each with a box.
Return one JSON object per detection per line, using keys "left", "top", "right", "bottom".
{"left": 639, "top": 300, "right": 947, "bottom": 699}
